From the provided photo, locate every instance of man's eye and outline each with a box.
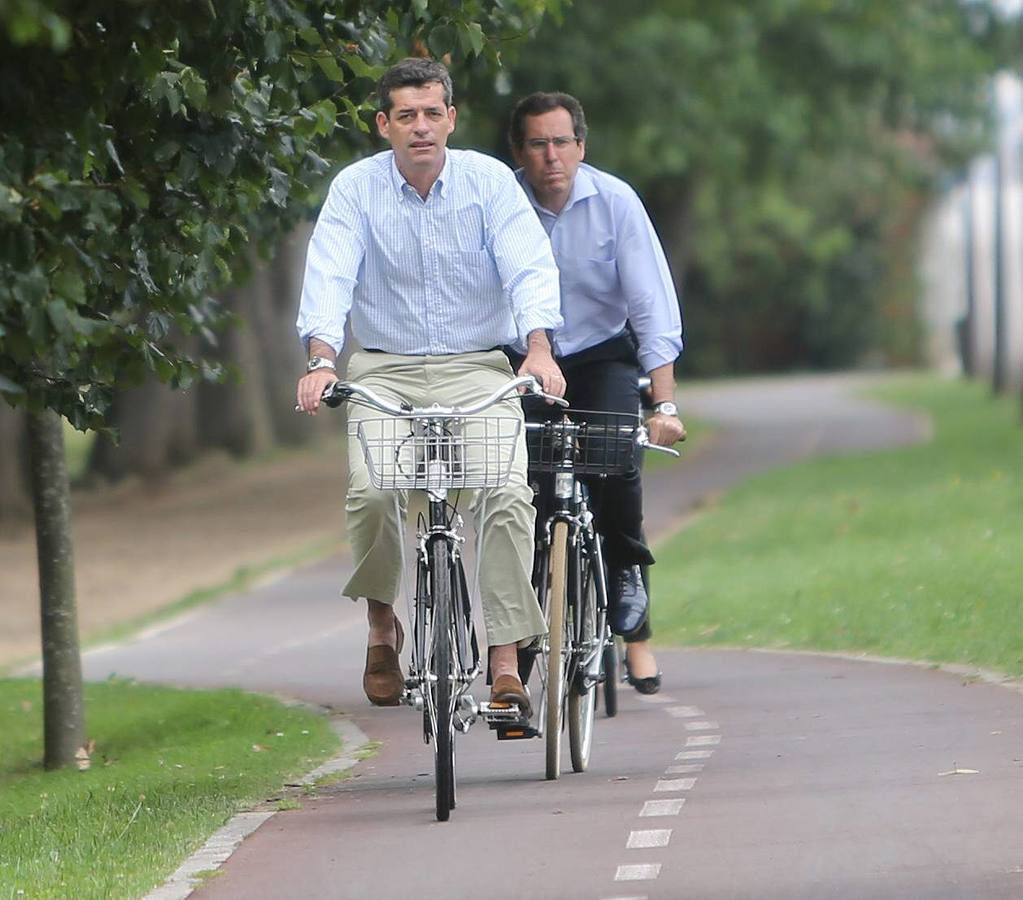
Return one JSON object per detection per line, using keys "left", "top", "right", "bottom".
{"left": 552, "top": 137, "right": 575, "bottom": 148}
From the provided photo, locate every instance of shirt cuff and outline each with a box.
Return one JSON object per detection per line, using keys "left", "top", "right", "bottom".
{"left": 638, "top": 337, "right": 683, "bottom": 373}
{"left": 515, "top": 310, "right": 564, "bottom": 349}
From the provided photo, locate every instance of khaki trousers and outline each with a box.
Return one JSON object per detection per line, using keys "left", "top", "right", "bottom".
{"left": 342, "top": 350, "right": 546, "bottom": 647}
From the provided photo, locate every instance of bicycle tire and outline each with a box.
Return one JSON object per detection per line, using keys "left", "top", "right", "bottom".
{"left": 602, "top": 637, "right": 619, "bottom": 718}
{"left": 429, "top": 537, "right": 455, "bottom": 821}
{"left": 545, "top": 521, "right": 570, "bottom": 781}
{"left": 569, "top": 546, "right": 597, "bottom": 772}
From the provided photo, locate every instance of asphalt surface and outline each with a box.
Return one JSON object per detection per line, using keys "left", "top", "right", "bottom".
{"left": 77, "top": 373, "right": 1023, "bottom": 899}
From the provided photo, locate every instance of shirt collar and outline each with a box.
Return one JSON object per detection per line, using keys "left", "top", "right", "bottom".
{"left": 516, "top": 164, "right": 596, "bottom": 217}
{"left": 390, "top": 149, "right": 452, "bottom": 202}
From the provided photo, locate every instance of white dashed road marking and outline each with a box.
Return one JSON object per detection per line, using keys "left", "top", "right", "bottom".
{"left": 686, "top": 734, "right": 721, "bottom": 746}
{"left": 654, "top": 777, "right": 697, "bottom": 792}
{"left": 615, "top": 864, "right": 662, "bottom": 882}
{"left": 667, "top": 705, "right": 704, "bottom": 718}
{"left": 665, "top": 763, "right": 703, "bottom": 774}
{"left": 685, "top": 720, "right": 719, "bottom": 731}
{"left": 677, "top": 749, "right": 714, "bottom": 760}
{"left": 640, "top": 798, "right": 686, "bottom": 816}
{"left": 627, "top": 829, "right": 672, "bottom": 849}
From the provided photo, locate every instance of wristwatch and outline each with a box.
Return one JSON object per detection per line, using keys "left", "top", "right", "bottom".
{"left": 306, "top": 356, "right": 336, "bottom": 373}
{"left": 652, "top": 401, "right": 678, "bottom": 417}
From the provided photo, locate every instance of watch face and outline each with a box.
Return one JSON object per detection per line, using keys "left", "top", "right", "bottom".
{"left": 656, "top": 402, "right": 678, "bottom": 416}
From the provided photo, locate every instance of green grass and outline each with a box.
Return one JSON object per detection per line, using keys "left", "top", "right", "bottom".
{"left": 652, "top": 375, "right": 1023, "bottom": 675}
{"left": 0, "top": 679, "right": 339, "bottom": 900}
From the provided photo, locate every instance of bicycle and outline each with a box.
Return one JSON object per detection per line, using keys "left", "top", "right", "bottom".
{"left": 523, "top": 406, "right": 678, "bottom": 779}
{"left": 319, "top": 374, "right": 562, "bottom": 821}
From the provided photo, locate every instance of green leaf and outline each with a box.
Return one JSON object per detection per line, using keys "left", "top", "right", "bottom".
{"left": 105, "top": 140, "right": 125, "bottom": 175}
{"left": 46, "top": 299, "right": 72, "bottom": 336}
{"left": 269, "top": 167, "right": 290, "bottom": 207}
{"left": 151, "top": 72, "right": 183, "bottom": 116}
{"left": 179, "top": 67, "right": 209, "bottom": 111}
{"left": 52, "top": 270, "right": 86, "bottom": 304}
{"left": 314, "top": 54, "right": 346, "bottom": 83}
{"left": 427, "top": 24, "right": 457, "bottom": 58}
{"left": 343, "top": 54, "right": 385, "bottom": 81}
{"left": 457, "top": 22, "right": 485, "bottom": 57}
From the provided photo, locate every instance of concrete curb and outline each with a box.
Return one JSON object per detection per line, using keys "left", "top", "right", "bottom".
{"left": 143, "top": 715, "right": 371, "bottom": 900}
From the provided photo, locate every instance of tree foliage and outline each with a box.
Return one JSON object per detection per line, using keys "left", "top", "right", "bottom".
{"left": 468, "top": 0, "right": 1006, "bottom": 373}
{"left": 0, "top": 0, "right": 554, "bottom": 428}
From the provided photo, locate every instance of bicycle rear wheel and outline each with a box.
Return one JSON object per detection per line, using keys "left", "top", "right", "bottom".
{"left": 544, "top": 521, "right": 570, "bottom": 781}
{"left": 428, "top": 537, "right": 455, "bottom": 821}
{"left": 569, "top": 545, "right": 598, "bottom": 772}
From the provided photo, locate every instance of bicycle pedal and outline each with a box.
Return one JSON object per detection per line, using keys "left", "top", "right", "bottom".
{"left": 494, "top": 723, "right": 539, "bottom": 741}
{"left": 478, "top": 700, "right": 527, "bottom": 725}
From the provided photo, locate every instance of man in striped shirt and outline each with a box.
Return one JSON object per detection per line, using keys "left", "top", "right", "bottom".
{"left": 296, "top": 59, "right": 565, "bottom": 715}
{"left": 509, "top": 92, "right": 685, "bottom": 695}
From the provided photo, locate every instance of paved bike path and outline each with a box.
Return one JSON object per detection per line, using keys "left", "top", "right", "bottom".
{"left": 78, "top": 373, "right": 1023, "bottom": 899}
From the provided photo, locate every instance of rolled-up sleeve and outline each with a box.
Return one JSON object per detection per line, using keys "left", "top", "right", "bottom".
{"left": 617, "top": 191, "right": 683, "bottom": 372}
{"left": 486, "top": 172, "right": 563, "bottom": 346}
{"left": 296, "top": 175, "right": 366, "bottom": 353}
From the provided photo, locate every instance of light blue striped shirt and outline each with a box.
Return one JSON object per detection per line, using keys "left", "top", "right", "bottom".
{"left": 517, "top": 163, "right": 683, "bottom": 372}
{"left": 297, "top": 149, "right": 563, "bottom": 355}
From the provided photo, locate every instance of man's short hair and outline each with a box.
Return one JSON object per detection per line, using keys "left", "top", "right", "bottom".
{"left": 508, "top": 92, "right": 589, "bottom": 147}
{"left": 377, "top": 57, "right": 453, "bottom": 114}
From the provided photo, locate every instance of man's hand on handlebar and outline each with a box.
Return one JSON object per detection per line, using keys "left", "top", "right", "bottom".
{"left": 296, "top": 369, "right": 339, "bottom": 415}
{"left": 647, "top": 412, "right": 686, "bottom": 447}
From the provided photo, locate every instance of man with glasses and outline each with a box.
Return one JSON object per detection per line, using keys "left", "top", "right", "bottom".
{"left": 296, "top": 60, "right": 566, "bottom": 715}
{"left": 508, "top": 92, "right": 684, "bottom": 694}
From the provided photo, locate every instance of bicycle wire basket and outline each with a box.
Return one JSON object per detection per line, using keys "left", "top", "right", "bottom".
{"left": 352, "top": 415, "right": 522, "bottom": 491}
{"left": 525, "top": 409, "right": 642, "bottom": 476}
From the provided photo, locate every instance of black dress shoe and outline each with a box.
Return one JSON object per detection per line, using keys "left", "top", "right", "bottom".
{"left": 624, "top": 655, "right": 662, "bottom": 695}
{"left": 609, "top": 565, "right": 649, "bottom": 636}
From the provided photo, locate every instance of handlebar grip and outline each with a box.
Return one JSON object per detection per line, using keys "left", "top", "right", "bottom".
{"left": 321, "top": 383, "right": 349, "bottom": 408}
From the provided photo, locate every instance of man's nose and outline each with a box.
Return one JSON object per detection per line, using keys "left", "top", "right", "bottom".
{"left": 544, "top": 141, "right": 557, "bottom": 161}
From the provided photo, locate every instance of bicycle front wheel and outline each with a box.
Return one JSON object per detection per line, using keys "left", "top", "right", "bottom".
{"left": 544, "top": 521, "right": 570, "bottom": 781}
{"left": 428, "top": 537, "right": 455, "bottom": 821}
{"left": 569, "top": 545, "right": 598, "bottom": 772}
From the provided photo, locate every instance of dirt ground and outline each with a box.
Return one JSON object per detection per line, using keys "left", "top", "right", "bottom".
{"left": 0, "top": 440, "right": 351, "bottom": 669}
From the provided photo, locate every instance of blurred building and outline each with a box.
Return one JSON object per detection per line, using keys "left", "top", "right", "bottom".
{"left": 919, "top": 23, "right": 1023, "bottom": 389}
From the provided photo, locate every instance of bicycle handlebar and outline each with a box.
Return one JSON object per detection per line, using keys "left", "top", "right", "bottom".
{"left": 522, "top": 419, "right": 681, "bottom": 457}
{"left": 318, "top": 375, "right": 568, "bottom": 418}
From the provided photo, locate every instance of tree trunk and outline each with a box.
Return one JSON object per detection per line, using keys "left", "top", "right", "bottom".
{"left": 197, "top": 283, "right": 277, "bottom": 458}
{"left": 259, "top": 222, "right": 318, "bottom": 446}
{"left": 88, "top": 378, "right": 199, "bottom": 481}
{"left": 0, "top": 402, "right": 31, "bottom": 524}
{"left": 26, "top": 407, "right": 85, "bottom": 770}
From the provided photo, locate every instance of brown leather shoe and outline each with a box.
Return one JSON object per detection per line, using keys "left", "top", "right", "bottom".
{"left": 490, "top": 674, "right": 531, "bottom": 719}
{"left": 363, "top": 617, "right": 405, "bottom": 706}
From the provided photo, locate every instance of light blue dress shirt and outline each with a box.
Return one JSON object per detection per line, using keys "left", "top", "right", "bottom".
{"left": 297, "top": 149, "right": 563, "bottom": 355}
{"left": 516, "top": 163, "right": 683, "bottom": 372}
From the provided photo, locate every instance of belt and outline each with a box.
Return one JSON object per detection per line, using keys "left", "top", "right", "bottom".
{"left": 362, "top": 347, "right": 502, "bottom": 355}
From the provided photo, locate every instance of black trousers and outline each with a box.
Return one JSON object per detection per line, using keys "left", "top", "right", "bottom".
{"left": 510, "top": 332, "right": 654, "bottom": 642}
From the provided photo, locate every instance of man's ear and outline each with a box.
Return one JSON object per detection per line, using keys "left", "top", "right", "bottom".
{"left": 579, "top": 140, "right": 586, "bottom": 162}
{"left": 376, "top": 110, "right": 389, "bottom": 140}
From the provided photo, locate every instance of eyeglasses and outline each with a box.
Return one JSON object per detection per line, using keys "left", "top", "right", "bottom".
{"left": 522, "top": 136, "right": 580, "bottom": 153}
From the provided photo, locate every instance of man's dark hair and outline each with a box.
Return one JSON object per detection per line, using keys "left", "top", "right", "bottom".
{"left": 508, "top": 92, "right": 588, "bottom": 147}
{"left": 377, "top": 57, "right": 453, "bottom": 114}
